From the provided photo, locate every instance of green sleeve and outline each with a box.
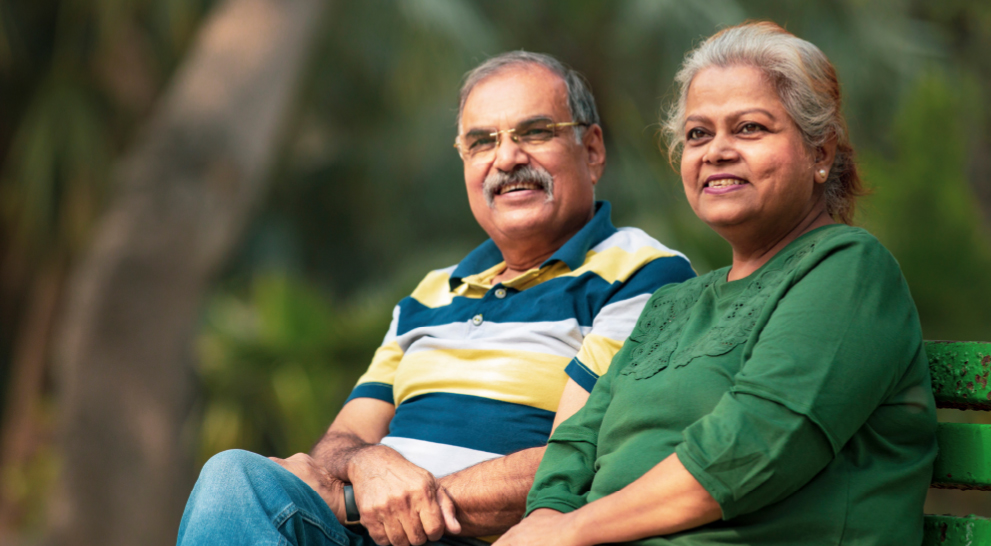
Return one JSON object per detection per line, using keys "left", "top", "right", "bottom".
{"left": 675, "top": 233, "right": 926, "bottom": 520}
{"left": 525, "top": 342, "right": 625, "bottom": 515}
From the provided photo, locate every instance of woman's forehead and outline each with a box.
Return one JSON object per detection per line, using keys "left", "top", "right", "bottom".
{"left": 685, "top": 65, "right": 782, "bottom": 116}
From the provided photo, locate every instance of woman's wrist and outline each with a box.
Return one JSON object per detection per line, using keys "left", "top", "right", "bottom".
{"left": 526, "top": 508, "right": 589, "bottom": 546}
{"left": 561, "top": 507, "right": 596, "bottom": 546}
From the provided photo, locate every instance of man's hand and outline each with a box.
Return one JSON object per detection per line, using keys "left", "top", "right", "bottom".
{"left": 270, "top": 453, "right": 345, "bottom": 522}
{"left": 491, "top": 509, "right": 581, "bottom": 546}
{"left": 348, "top": 444, "right": 461, "bottom": 546}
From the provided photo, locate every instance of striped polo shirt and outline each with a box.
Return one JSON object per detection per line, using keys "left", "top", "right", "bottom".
{"left": 347, "top": 202, "right": 694, "bottom": 477}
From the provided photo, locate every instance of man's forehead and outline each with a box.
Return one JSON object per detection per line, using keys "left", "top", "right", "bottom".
{"left": 460, "top": 64, "right": 570, "bottom": 131}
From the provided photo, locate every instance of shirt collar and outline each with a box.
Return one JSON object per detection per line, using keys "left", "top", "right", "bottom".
{"left": 449, "top": 201, "right": 616, "bottom": 290}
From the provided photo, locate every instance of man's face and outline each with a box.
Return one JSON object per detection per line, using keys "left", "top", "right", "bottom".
{"left": 459, "top": 65, "right": 605, "bottom": 248}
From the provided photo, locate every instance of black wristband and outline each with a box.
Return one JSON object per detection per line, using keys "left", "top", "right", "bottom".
{"left": 343, "top": 484, "right": 360, "bottom": 525}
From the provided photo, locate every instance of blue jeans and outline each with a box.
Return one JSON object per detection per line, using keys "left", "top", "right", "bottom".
{"left": 177, "top": 450, "right": 490, "bottom": 546}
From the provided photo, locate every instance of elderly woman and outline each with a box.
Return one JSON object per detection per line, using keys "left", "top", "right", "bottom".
{"left": 494, "top": 22, "right": 937, "bottom": 546}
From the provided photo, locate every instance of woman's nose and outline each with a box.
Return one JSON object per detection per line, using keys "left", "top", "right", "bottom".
{"left": 702, "top": 132, "right": 739, "bottom": 164}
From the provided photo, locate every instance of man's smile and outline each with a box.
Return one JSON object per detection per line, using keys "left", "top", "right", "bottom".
{"left": 482, "top": 164, "right": 555, "bottom": 207}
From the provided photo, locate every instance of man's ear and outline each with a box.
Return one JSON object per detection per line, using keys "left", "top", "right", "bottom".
{"left": 813, "top": 135, "right": 838, "bottom": 184}
{"left": 583, "top": 123, "right": 606, "bottom": 185}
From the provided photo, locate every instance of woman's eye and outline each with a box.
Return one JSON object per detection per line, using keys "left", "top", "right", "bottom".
{"left": 739, "top": 122, "right": 764, "bottom": 134}
{"left": 686, "top": 128, "right": 708, "bottom": 141}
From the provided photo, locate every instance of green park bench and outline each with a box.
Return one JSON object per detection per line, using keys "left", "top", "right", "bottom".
{"left": 922, "top": 341, "right": 991, "bottom": 545}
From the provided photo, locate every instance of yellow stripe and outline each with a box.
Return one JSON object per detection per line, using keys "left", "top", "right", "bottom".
{"left": 409, "top": 270, "right": 456, "bottom": 309}
{"left": 393, "top": 349, "right": 570, "bottom": 412}
{"left": 565, "top": 246, "right": 676, "bottom": 284}
{"left": 354, "top": 341, "right": 403, "bottom": 389}
{"left": 575, "top": 334, "right": 625, "bottom": 377}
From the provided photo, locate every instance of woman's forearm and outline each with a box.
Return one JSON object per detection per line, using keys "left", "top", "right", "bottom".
{"left": 565, "top": 453, "right": 721, "bottom": 546}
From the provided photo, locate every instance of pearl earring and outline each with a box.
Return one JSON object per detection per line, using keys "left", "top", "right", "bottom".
{"left": 818, "top": 169, "right": 827, "bottom": 179}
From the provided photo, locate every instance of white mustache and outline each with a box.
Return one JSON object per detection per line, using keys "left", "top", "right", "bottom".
{"left": 482, "top": 166, "right": 555, "bottom": 207}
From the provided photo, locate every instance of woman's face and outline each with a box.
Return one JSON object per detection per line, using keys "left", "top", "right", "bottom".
{"left": 680, "top": 65, "right": 824, "bottom": 238}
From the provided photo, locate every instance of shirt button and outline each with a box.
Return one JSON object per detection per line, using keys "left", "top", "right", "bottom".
{"left": 471, "top": 314, "right": 483, "bottom": 326}
{"left": 494, "top": 288, "right": 507, "bottom": 299}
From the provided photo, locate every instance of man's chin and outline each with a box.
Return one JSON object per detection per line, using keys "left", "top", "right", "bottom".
{"left": 487, "top": 207, "right": 558, "bottom": 237}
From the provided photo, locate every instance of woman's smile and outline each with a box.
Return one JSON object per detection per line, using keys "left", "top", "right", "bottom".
{"left": 704, "top": 174, "right": 749, "bottom": 194}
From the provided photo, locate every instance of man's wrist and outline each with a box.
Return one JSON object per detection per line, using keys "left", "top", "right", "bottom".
{"left": 343, "top": 443, "right": 377, "bottom": 480}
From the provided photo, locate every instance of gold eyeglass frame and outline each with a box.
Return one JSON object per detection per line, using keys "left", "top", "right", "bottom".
{"left": 453, "top": 120, "right": 589, "bottom": 161}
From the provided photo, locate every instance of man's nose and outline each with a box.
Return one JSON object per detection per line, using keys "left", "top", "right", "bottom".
{"left": 702, "top": 132, "right": 739, "bottom": 164}
{"left": 491, "top": 133, "right": 530, "bottom": 172}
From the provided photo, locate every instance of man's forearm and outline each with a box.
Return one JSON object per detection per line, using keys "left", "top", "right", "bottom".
{"left": 309, "top": 429, "right": 373, "bottom": 481}
{"left": 439, "top": 446, "right": 545, "bottom": 536}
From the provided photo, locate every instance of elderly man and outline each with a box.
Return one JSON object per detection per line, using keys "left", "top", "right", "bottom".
{"left": 177, "top": 51, "right": 694, "bottom": 546}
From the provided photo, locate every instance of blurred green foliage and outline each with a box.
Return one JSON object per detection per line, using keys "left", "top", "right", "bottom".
{"left": 861, "top": 73, "right": 991, "bottom": 342}
{"left": 195, "top": 273, "right": 394, "bottom": 461}
{"left": 0, "top": 0, "right": 210, "bottom": 252}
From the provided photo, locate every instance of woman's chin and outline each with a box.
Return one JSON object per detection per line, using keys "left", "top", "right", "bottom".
{"left": 697, "top": 209, "right": 752, "bottom": 232}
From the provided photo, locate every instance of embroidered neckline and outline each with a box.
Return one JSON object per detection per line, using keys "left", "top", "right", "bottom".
{"left": 620, "top": 227, "right": 837, "bottom": 380}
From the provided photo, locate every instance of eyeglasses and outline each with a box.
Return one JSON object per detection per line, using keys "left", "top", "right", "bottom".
{"left": 454, "top": 119, "right": 589, "bottom": 163}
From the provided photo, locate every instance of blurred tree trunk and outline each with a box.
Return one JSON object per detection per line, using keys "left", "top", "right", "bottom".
{"left": 45, "top": 0, "right": 326, "bottom": 544}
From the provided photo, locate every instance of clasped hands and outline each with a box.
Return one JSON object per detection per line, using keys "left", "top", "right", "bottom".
{"left": 271, "top": 445, "right": 460, "bottom": 546}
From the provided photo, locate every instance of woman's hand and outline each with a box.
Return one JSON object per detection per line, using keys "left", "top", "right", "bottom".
{"left": 492, "top": 509, "right": 583, "bottom": 546}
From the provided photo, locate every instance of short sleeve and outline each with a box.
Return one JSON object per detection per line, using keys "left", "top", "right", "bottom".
{"left": 345, "top": 304, "right": 403, "bottom": 404}
{"left": 566, "top": 256, "right": 695, "bottom": 391}
{"left": 675, "top": 233, "right": 926, "bottom": 519}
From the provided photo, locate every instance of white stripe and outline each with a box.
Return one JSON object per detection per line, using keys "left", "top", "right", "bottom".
{"left": 591, "top": 227, "right": 689, "bottom": 262}
{"left": 380, "top": 436, "right": 501, "bottom": 477}
{"left": 382, "top": 265, "right": 456, "bottom": 346}
{"left": 381, "top": 305, "right": 401, "bottom": 345}
{"left": 396, "top": 319, "right": 586, "bottom": 358}
{"left": 588, "top": 292, "right": 651, "bottom": 341}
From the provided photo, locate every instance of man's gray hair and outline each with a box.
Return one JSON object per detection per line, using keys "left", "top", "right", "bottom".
{"left": 662, "top": 21, "right": 865, "bottom": 224}
{"left": 457, "top": 51, "right": 600, "bottom": 142}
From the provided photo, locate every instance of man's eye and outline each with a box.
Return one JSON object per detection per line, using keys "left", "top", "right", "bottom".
{"left": 686, "top": 128, "right": 708, "bottom": 141}
{"left": 468, "top": 136, "right": 496, "bottom": 150}
{"left": 519, "top": 127, "right": 554, "bottom": 142}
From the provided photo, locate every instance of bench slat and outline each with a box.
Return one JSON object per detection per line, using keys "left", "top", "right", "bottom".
{"left": 923, "top": 514, "right": 991, "bottom": 545}
{"left": 931, "top": 423, "right": 991, "bottom": 490}
{"left": 926, "top": 341, "right": 991, "bottom": 411}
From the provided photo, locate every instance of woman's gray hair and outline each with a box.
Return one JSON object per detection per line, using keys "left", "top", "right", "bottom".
{"left": 457, "top": 51, "right": 600, "bottom": 143}
{"left": 662, "top": 21, "right": 865, "bottom": 224}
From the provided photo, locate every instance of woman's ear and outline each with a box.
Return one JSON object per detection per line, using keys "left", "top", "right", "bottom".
{"left": 814, "top": 135, "right": 838, "bottom": 183}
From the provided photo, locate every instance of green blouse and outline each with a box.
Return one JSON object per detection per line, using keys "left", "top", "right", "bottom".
{"left": 526, "top": 225, "right": 938, "bottom": 545}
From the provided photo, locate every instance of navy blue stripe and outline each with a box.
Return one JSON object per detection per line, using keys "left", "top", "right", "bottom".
{"left": 610, "top": 256, "right": 696, "bottom": 301}
{"left": 397, "top": 272, "right": 621, "bottom": 336}
{"left": 399, "top": 256, "right": 695, "bottom": 339}
{"left": 346, "top": 382, "right": 394, "bottom": 405}
{"left": 565, "top": 358, "right": 599, "bottom": 393}
{"left": 388, "top": 393, "right": 555, "bottom": 454}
